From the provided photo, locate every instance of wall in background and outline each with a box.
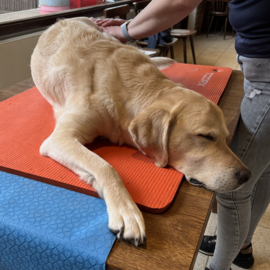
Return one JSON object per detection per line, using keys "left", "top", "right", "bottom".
{"left": 0, "top": 32, "right": 42, "bottom": 90}
{"left": 0, "top": 0, "right": 38, "bottom": 12}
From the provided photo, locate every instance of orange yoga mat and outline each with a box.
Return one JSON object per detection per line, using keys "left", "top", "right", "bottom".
{"left": 0, "top": 64, "right": 232, "bottom": 213}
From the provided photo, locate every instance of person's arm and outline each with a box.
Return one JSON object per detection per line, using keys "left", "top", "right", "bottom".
{"left": 127, "top": 0, "right": 201, "bottom": 39}
{"left": 93, "top": 0, "right": 202, "bottom": 42}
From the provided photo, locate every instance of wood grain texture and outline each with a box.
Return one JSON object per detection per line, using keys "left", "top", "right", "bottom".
{"left": 107, "top": 182, "right": 215, "bottom": 270}
{"left": 0, "top": 71, "right": 244, "bottom": 270}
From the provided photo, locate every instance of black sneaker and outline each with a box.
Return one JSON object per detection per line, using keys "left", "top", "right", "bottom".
{"left": 233, "top": 243, "right": 254, "bottom": 269}
{"left": 199, "top": 235, "right": 254, "bottom": 269}
{"left": 199, "top": 235, "right": 216, "bottom": 256}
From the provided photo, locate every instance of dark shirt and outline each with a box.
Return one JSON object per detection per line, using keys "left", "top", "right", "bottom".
{"left": 229, "top": 0, "right": 270, "bottom": 58}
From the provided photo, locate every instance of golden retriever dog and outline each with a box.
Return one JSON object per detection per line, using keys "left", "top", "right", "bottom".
{"left": 31, "top": 17, "right": 251, "bottom": 246}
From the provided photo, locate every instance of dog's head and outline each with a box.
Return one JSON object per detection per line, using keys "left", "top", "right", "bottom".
{"left": 129, "top": 87, "right": 251, "bottom": 193}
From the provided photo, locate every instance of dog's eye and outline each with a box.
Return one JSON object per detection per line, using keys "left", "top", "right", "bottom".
{"left": 198, "top": 134, "right": 214, "bottom": 141}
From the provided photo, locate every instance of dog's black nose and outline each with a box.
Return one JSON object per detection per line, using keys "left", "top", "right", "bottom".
{"left": 236, "top": 169, "right": 251, "bottom": 185}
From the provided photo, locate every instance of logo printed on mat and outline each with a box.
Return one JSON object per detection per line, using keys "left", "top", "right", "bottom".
{"left": 197, "top": 73, "right": 214, "bottom": 87}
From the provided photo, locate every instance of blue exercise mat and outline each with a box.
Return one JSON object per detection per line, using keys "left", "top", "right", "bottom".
{"left": 0, "top": 171, "right": 116, "bottom": 270}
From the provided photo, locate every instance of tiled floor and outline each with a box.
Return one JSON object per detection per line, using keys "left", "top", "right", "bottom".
{"left": 175, "top": 34, "right": 270, "bottom": 270}
{"left": 172, "top": 33, "right": 240, "bottom": 70}
{"left": 194, "top": 205, "right": 270, "bottom": 270}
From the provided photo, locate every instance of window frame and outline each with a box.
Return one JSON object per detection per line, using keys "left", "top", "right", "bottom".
{"left": 0, "top": 0, "right": 133, "bottom": 40}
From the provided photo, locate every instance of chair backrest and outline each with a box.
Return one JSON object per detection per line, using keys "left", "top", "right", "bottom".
{"left": 211, "top": 0, "right": 230, "bottom": 13}
{"left": 133, "top": 0, "right": 151, "bottom": 15}
{"left": 103, "top": 4, "right": 130, "bottom": 20}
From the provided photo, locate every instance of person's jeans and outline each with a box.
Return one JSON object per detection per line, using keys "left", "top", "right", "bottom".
{"left": 209, "top": 55, "right": 270, "bottom": 270}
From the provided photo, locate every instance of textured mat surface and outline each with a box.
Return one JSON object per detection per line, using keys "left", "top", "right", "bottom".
{"left": 162, "top": 63, "right": 232, "bottom": 104}
{"left": 0, "top": 64, "right": 232, "bottom": 213}
{"left": 0, "top": 171, "right": 116, "bottom": 270}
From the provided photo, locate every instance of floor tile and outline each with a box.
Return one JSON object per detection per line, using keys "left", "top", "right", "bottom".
{"left": 235, "top": 65, "right": 242, "bottom": 71}
{"left": 204, "top": 213, "right": 218, "bottom": 236}
{"left": 196, "top": 57, "right": 217, "bottom": 66}
{"left": 252, "top": 225, "right": 270, "bottom": 269}
{"left": 214, "top": 60, "right": 239, "bottom": 69}
{"left": 220, "top": 53, "right": 238, "bottom": 62}
{"left": 258, "top": 204, "right": 270, "bottom": 229}
{"left": 199, "top": 50, "right": 224, "bottom": 60}
{"left": 194, "top": 253, "right": 209, "bottom": 270}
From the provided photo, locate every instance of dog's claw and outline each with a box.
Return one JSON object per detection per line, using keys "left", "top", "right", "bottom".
{"left": 124, "top": 237, "right": 141, "bottom": 247}
{"left": 107, "top": 191, "right": 146, "bottom": 248}
{"left": 133, "top": 238, "right": 140, "bottom": 247}
{"left": 111, "top": 227, "right": 124, "bottom": 239}
{"left": 117, "top": 227, "right": 124, "bottom": 239}
{"left": 142, "top": 236, "right": 146, "bottom": 244}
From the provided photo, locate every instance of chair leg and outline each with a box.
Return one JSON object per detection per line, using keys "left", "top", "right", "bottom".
{"left": 224, "top": 17, "right": 228, "bottom": 40}
{"left": 206, "top": 15, "right": 214, "bottom": 37}
{"left": 170, "top": 46, "right": 174, "bottom": 59}
{"left": 189, "top": 36, "right": 196, "bottom": 64}
{"left": 163, "top": 48, "right": 168, "bottom": 57}
{"left": 183, "top": 38, "right": 187, "bottom": 63}
{"left": 220, "top": 25, "right": 224, "bottom": 36}
{"left": 214, "top": 17, "right": 219, "bottom": 35}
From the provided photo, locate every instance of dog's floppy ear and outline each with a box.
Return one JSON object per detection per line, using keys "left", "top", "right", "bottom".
{"left": 129, "top": 106, "right": 175, "bottom": 168}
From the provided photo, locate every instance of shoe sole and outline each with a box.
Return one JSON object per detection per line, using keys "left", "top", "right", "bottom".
{"left": 233, "top": 258, "right": 254, "bottom": 269}
{"left": 199, "top": 250, "right": 214, "bottom": 256}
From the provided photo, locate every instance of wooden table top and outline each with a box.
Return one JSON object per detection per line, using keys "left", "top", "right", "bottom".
{"left": 0, "top": 70, "right": 244, "bottom": 270}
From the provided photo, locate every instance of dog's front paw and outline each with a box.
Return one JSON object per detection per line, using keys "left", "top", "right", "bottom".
{"left": 107, "top": 195, "right": 146, "bottom": 247}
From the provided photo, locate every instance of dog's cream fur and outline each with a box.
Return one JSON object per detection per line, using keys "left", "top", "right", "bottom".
{"left": 31, "top": 17, "right": 250, "bottom": 246}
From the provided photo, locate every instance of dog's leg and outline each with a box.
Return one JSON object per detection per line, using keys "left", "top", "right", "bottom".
{"left": 40, "top": 114, "right": 146, "bottom": 246}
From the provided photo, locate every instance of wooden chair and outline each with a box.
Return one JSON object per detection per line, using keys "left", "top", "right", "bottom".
{"left": 133, "top": 0, "right": 177, "bottom": 59}
{"left": 206, "top": 0, "right": 232, "bottom": 40}
{"left": 133, "top": 0, "right": 149, "bottom": 15}
{"left": 103, "top": 4, "right": 130, "bottom": 20}
{"left": 170, "top": 29, "right": 197, "bottom": 64}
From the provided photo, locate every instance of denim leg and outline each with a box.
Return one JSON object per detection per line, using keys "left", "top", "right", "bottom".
{"left": 246, "top": 165, "right": 270, "bottom": 243}
{"left": 209, "top": 56, "right": 270, "bottom": 270}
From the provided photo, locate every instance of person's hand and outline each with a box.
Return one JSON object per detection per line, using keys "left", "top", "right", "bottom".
{"left": 90, "top": 18, "right": 128, "bottom": 43}
{"left": 102, "top": 26, "right": 128, "bottom": 43}
{"left": 90, "top": 18, "right": 126, "bottom": 27}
